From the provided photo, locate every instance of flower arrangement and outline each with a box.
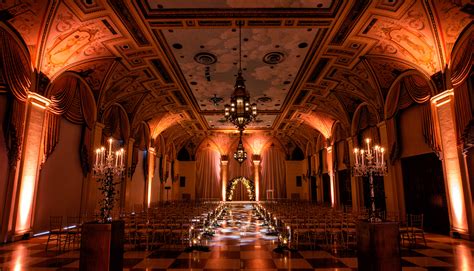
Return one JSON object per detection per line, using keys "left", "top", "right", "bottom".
{"left": 225, "top": 177, "right": 255, "bottom": 201}
{"left": 95, "top": 168, "right": 124, "bottom": 223}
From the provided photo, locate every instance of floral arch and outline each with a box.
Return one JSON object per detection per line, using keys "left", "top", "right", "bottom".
{"left": 226, "top": 177, "right": 255, "bottom": 201}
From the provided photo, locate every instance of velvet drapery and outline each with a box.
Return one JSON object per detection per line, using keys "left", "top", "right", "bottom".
{"left": 261, "top": 146, "right": 286, "bottom": 200}
{"left": 385, "top": 74, "right": 438, "bottom": 162}
{"left": 0, "top": 25, "right": 32, "bottom": 167}
{"left": 195, "top": 147, "right": 221, "bottom": 200}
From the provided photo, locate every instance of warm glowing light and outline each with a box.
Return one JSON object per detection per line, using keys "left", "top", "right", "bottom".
{"left": 253, "top": 159, "right": 261, "bottom": 201}
{"left": 301, "top": 112, "right": 335, "bottom": 138}
{"left": 28, "top": 93, "right": 51, "bottom": 107}
{"left": 326, "top": 147, "right": 335, "bottom": 207}
{"left": 16, "top": 101, "right": 47, "bottom": 232}
{"left": 31, "top": 101, "right": 48, "bottom": 109}
{"left": 221, "top": 159, "right": 228, "bottom": 201}
{"left": 247, "top": 134, "right": 270, "bottom": 155}
{"left": 436, "top": 99, "right": 451, "bottom": 107}
{"left": 147, "top": 148, "right": 155, "bottom": 208}
{"left": 18, "top": 176, "right": 35, "bottom": 231}
{"left": 432, "top": 90, "right": 468, "bottom": 232}
{"left": 431, "top": 89, "right": 454, "bottom": 106}
{"left": 149, "top": 113, "right": 182, "bottom": 138}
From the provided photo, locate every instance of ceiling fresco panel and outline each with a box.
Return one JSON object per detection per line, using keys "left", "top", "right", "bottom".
{"left": 41, "top": 3, "right": 122, "bottom": 77}
{"left": 146, "top": 0, "right": 335, "bottom": 9}
{"left": 162, "top": 27, "right": 319, "bottom": 113}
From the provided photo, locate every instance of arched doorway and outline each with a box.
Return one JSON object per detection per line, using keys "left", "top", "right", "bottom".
{"left": 226, "top": 177, "right": 255, "bottom": 201}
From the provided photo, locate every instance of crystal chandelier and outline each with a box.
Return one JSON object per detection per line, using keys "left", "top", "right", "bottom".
{"left": 93, "top": 137, "right": 126, "bottom": 178}
{"left": 352, "top": 138, "right": 387, "bottom": 222}
{"left": 224, "top": 21, "right": 257, "bottom": 131}
{"left": 233, "top": 131, "right": 247, "bottom": 164}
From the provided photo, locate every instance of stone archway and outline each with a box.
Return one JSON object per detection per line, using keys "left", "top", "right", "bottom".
{"left": 226, "top": 177, "right": 255, "bottom": 201}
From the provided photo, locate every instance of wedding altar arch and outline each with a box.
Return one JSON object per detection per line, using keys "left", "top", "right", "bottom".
{"left": 226, "top": 177, "right": 255, "bottom": 201}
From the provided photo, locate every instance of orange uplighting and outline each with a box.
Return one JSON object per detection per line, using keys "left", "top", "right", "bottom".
{"left": 147, "top": 148, "right": 156, "bottom": 208}
{"left": 150, "top": 113, "right": 181, "bottom": 138}
{"left": 210, "top": 133, "right": 233, "bottom": 155}
{"left": 18, "top": 176, "right": 35, "bottom": 231}
{"left": 253, "top": 159, "right": 261, "bottom": 201}
{"left": 248, "top": 134, "right": 270, "bottom": 155}
{"left": 16, "top": 95, "right": 48, "bottom": 232}
{"left": 326, "top": 146, "right": 335, "bottom": 207}
{"left": 221, "top": 160, "right": 228, "bottom": 201}
{"left": 431, "top": 90, "right": 468, "bottom": 233}
{"left": 28, "top": 93, "right": 51, "bottom": 108}
{"left": 302, "top": 112, "right": 335, "bottom": 138}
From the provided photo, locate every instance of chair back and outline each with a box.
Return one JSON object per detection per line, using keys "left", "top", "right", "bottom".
{"left": 49, "top": 216, "right": 63, "bottom": 231}
{"left": 410, "top": 214, "right": 423, "bottom": 229}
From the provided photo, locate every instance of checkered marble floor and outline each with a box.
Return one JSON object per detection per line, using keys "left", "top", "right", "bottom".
{"left": 0, "top": 203, "right": 473, "bottom": 270}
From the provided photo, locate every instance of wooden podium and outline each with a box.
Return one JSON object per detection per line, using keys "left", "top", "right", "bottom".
{"left": 356, "top": 220, "right": 401, "bottom": 271}
{"left": 79, "top": 220, "right": 124, "bottom": 271}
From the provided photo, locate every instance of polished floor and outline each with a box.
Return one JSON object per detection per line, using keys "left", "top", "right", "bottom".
{"left": 0, "top": 204, "right": 473, "bottom": 270}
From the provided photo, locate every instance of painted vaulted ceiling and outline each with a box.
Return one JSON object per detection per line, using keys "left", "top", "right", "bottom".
{"left": 1, "top": 0, "right": 471, "bottom": 153}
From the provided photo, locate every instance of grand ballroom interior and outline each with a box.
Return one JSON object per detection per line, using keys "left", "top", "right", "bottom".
{"left": 0, "top": 0, "right": 473, "bottom": 270}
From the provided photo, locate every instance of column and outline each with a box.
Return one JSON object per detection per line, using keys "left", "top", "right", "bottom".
{"left": 81, "top": 122, "right": 104, "bottom": 217}
{"left": 347, "top": 137, "right": 362, "bottom": 212}
{"left": 146, "top": 147, "right": 156, "bottom": 208}
{"left": 12, "top": 93, "right": 50, "bottom": 237}
{"left": 431, "top": 90, "right": 469, "bottom": 237}
{"left": 378, "top": 121, "right": 404, "bottom": 217}
{"left": 221, "top": 156, "right": 228, "bottom": 201}
{"left": 326, "top": 145, "right": 335, "bottom": 207}
{"left": 252, "top": 154, "right": 261, "bottom": 202}
{"left": 122, "top": 138, "right": 135, "bottom": 211}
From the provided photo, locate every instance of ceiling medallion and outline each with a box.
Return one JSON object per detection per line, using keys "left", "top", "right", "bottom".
{"left": 209, "top": 94, "right": 223, "bottom": 106}
{"left": 263, "top": 51, "right": 285, "bottom": 65}
{"left": 257, "top": 96, "right": 272, "bottom": 103}
{"left": 194, "top": 52, "right": 217, "bottom": 65}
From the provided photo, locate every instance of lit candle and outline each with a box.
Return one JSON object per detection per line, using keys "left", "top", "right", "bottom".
{"left": 115, "top": 151, "right": 119, "bottom": 167}
{"left": 381, "top": 147, "right": 385, "bottom": 166}
{"left": 95, "top": 149, "right": 100, "bottom": 166}
{"left": 108, "top": 138, "right": 113, "bottom": 156}
{"left": 354, "top": 148, "right": 359, "bottom": 165}
{"left": 120, "top": 148, "right": 124, "bottom": 167}
{"left": 374, "top": 145, "right": 379, "bottom": 163}
{"left": 366, "top": 138, "right": 370, "bottom": 155}
{"left": 101, "top": 147, "right": 105, "bottom": 166}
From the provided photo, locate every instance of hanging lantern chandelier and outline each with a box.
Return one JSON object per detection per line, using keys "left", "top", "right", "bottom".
{"left": 224, "top": 21, "right": 257, "bottom": 131}
{"left": 233, "top": 131, "right": 247, "bottom": 164}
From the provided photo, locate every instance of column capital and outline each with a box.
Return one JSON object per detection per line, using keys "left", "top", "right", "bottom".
{"left": 94, "top": 122, "right": 105, "bottom": 129}
{"left": 28, "top": 92, "right": 50, "bottom": 109}
{"left": 251, "top": 154, "right": 261, "bottom": 161}
{"left": 431, "top": 88, "right": 454, "bottom": 106}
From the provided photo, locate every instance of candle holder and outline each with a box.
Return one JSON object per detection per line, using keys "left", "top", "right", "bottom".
{"left": 352, "top": 138, "right": 387, "bottom": 223}
{"left": 92, "top": 138, "right": 126, "bottom": 223}
{"left": 93, "top": 138, "right": 126, "bottom": 178}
